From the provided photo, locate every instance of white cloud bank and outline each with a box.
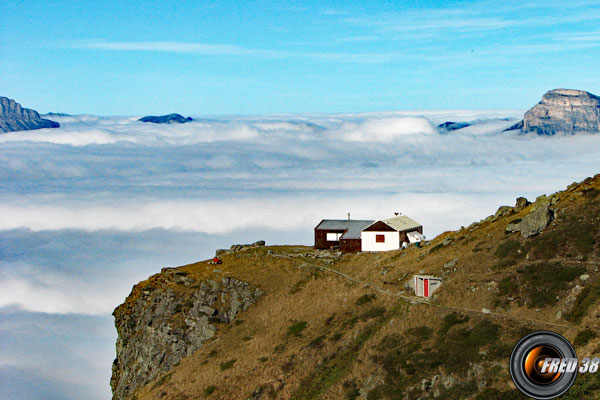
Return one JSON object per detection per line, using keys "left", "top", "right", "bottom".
{"left": 2, "top": 110, "right": 600, "bottom": 238}
{"left": 0, "top": 116, "right": 262, "bottom": 146}
{"left": 0, "top": 265, "right": 112, "bottom": 315}
{"left": 0, "top": 113, "right": 447, "bottom": 146}
{"left": 338, "top": 116, "right": 437, "bottom": 142}
{"left": 1, "top": 109, "right": 600, "bottom": 317}
{"left": 1, "top": 109, "right": 599, "bottom": 400}
{"left": 0, "top": 193, "right": 496, "bottom": 235}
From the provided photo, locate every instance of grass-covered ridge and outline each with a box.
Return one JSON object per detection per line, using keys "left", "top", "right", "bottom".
{"left": 122, "top": 174, "right": 600, "bottom": 400}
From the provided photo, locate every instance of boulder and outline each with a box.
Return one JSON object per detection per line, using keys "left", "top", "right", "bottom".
{"left": 506, "top": 195, "right": 554, "bottom": 238}
{"left": 0, "top": 96, "right": 60, "bottom": 132}
{"left": 441, "top": 375, "right": 456, "bottom": 389}
{"left": 518, "top": 196, "right": 554, "bottom": 237}
{"left": 443, "top": 259, "right": 458, "bottom": 269}
{"left": 197, "top": 305, "right": 217, "bottom": 316}
{"left": 515, "top": 197, "right": 531, "bottom": 209}
{"left": 493, "top": 205, "right": 514, "bottom": 220}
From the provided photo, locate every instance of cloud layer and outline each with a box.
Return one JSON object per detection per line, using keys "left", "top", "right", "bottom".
{"left": 0, "top": 310, "right": 115, "bottom": 400}
{"left": 2, "top": 111, "right": 600, "bottom": 238}
{"left": 2, "top": 109, "right": 600, "bottom": 315}
{"left": 2, "top": 110, "right": 600, "bottom": 400}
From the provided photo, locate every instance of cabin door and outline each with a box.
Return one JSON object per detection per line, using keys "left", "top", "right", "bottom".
{"left": 424, "top": 279, "right": 429, "bottom": 298}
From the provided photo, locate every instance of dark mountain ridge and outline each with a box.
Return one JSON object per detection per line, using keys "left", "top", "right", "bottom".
{"left": 138, "top": 113, "right": 193, "bottom": 124}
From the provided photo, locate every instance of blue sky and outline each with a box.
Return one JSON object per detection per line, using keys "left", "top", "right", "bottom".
{"left": 1, "top": 0, "right": 600, "bottom": 115}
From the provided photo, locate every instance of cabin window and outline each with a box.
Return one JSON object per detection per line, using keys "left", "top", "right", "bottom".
{"left": 376, "top": 234, "right": 385, "bottom": 243}
{"left": 326, "top": 232, "right": 342, "bottom": 241}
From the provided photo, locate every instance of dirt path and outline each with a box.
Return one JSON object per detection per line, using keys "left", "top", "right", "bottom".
{"left": 273, "top": 253, "right": 573, "bottom": 330}
{"left": 522, "top": 258, "right": 597, "bottom": 266}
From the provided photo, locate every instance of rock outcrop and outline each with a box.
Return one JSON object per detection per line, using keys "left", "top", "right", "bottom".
{"left": 505, "top": 195, "right": 557, "bottom": 237}
{"left": 0, "top": 96, "right": 60, "bottom": 132}
{"left": 138, "top": 113, "right": 193, "bottom": 124}
{"left": 111, "top": 269, "right": 262, "bottom": 400}
{"left": 216, "top": 240, "right": 266, "bottom": 257}
{"left": 507, "top": 89, "right": 600, "bottom": 135}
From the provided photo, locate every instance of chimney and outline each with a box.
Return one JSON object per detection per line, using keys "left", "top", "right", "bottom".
{"left": 347, "top": 212, "right": 351, "bottom": 220}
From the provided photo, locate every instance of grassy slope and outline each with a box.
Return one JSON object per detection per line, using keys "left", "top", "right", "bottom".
{"left": 131, "top": 174, "right": 600, "bottom": 400}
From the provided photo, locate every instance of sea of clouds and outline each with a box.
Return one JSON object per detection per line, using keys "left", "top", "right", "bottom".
{"left": 2, "top": 110, "right": 600, "bottom": 399}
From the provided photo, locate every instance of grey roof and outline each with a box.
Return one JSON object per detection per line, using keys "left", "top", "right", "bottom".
{"left": 315, "top": 219, "right": 375, "bottom": 240}
{"left": 414, "top": 275, "right": 442, "bottom": 280}
{"left": 383, "top": 215, "right": 422, "bottom": 232}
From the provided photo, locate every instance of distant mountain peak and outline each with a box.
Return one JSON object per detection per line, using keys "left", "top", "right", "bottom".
{"left": 138, "top": 113, "right": 193, "bottom": 124}
{"left": 506, "top": 88, "right": 600, "bottom": 135}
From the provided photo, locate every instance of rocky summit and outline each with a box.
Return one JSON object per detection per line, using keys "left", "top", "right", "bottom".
{"left": 138, "top": 113, "right": 193, "bottom": 124}
{"left": 508, "top": 89, "right": 600, "bottom": 135}
{"left": 0, "top": 96, "right": 60, "bottom": 133}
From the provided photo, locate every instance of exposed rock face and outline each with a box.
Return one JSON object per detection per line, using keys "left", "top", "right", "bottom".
{"left": 504, "top": 120, "right": 523, "bottom": 132}
{"left": 111, "top": 269, "right": 262, "bottom": 400}
{"left": 0, "top": 96, "right": 60, "bottom": 132}
{"left": 493, "top": 205, "right": 514, "bottom": 220}
{"left": 505, "top": 195, "right": 556, "bottom": 237}
{"left": 138, "top": 113, "right": 193, "bottom": 124}
{"left": 512, "top": 89, "right": 600, "bottom": 135}
{"left": 216, "top": 240, "right": 266, "bottom": 257}
{"left": 515, "top": 197, "right": 531, "bottom": 210}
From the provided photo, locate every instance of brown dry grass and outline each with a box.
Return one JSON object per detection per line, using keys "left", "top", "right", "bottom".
{"left": 135, "top": 246, "right": 398, "bottom": 399}
{"left": 130, "top": 174, "right": 600, "bottom": 400}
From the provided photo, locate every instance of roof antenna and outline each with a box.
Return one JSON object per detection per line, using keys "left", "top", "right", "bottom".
{"left": 347, "top": 212, "right": 350, "bottom": 220}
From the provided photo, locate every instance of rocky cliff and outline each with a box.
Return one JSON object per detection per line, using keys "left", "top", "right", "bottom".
{"left": 507, "top": 89, "right": 600, "bottom": 135}
{"left": 0, "top": 96, "right": 60, "bottom": 132}
{"left": 111, "top": 268, "right": 262, "bottom": 400}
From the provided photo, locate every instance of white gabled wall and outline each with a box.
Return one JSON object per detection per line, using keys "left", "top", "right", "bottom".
{"left": 361, "top": 231, "right": 400, "bottom": 252}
